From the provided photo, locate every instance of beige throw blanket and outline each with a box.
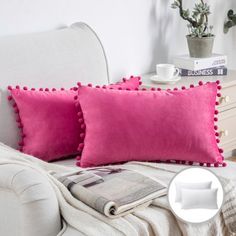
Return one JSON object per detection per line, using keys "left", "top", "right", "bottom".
{"left": 0, "top": 143, "right": 236, "bottom": 236}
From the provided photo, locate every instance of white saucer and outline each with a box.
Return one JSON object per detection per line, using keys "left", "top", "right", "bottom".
{"left": 150, "top": 75, "right": 181, "bottom": 84}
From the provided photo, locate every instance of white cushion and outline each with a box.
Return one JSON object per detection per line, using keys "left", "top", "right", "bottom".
{"left": 181, "top": 188, "right": 218, "bottom": 209}
{"left": 175, "top": 181, "right": 212, "bottom": 202}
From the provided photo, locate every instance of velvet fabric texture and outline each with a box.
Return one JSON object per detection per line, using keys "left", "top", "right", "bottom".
{"left": 76, "top": 82, "right": 224, "bottom": 168}
{"left": 8, "top": 77, "right": 140, "bottom": 161}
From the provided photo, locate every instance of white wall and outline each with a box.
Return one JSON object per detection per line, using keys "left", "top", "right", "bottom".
{"left": 0, "top": 0, "right": 235, "bottom": 81}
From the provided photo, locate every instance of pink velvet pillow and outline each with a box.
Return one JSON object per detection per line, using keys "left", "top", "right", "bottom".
{"left": 8, "top": 76, "right": 141, "bottom": 161}
{"left": 76, "top": 81, "right": 225, "bottom": 168}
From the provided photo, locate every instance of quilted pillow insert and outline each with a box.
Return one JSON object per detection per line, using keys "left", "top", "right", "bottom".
{"left": 76, "top": 81, "right": 225, "bottom": 168}
{"left": 8, "top": 76, "right": 141, "bottom": 161}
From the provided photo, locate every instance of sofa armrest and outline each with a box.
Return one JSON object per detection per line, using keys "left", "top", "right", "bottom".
{"left": 0, "top": 164, "right": 61, "bottom": 236}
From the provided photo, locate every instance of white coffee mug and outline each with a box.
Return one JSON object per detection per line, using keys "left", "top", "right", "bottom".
{"left": 156, "top": 64, "right": 180, "bottom": 80}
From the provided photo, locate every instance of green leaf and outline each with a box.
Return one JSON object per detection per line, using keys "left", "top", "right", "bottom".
{"left": 182, "top": 9, "right": 190, "bottom": 18}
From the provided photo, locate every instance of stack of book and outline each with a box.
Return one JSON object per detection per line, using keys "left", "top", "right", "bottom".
{"left": 174, "top": 54, "right": 227, "bottom": 77}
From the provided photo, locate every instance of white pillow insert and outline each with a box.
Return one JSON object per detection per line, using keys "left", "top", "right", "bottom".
{"left": 175, "top": 181, "right": 212, "bottom": 202}
{"left": 181, "top": 188, "right": 218, "bottom": 209}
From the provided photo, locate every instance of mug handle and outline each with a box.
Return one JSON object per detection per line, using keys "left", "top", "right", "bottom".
{"left": 173, "top": 68, "right": 180, "bottom": 79}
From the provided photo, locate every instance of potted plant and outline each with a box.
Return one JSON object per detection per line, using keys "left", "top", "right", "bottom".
{"left": 171, "top": 0, "right": 214, "bottom": 58}
{"left": 224, "top": 9, "right": 236, "bottom": 33}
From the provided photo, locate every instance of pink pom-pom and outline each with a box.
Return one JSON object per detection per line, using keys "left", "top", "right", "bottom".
{"left": 15, "top": 85, "right": 20, "bottom": 89}
{"left": 16, "top": 117, "right": 21, "bottom": 123}
{"left": 75, "top": 102, "right": 80, "bottom": 108}
{"left": 31, "top": 88, "right": 36, "bottom": 91}
{"left": 167, "top": 89, "right": 171, "bottom": 91}
{"left": 60, "top": 88, "right": 65, "bottom": 91}
{"left": 102, "top": 85, "right": 107, "bottom": 89}
{"left": 122, "top": 78, "right": 127, "bottom": 82}
{"left": 21, "top": 134, "right": 26, "bottom": 138}
{"left": 78, "top": 118, "right": 84, "bottom": 123}
{"left": 77, "top": 112, "right": 82, "bottom": 117}
{"left": 7, "top": 86, "right": 12, "bottom": 90}
{"left": 174, "top": 88, "right": 178, "bottom": 91}
{"left": 189, "top": 161, "right": 193, "bottom": 165}
{"left": 217, "top": 85, "right": 222, "bottom": 90}
{"left": 216, "top": 139, "right": 220, "bottom": 143}
{"left": 217, "top": 93, "right": 221, "bottom": 97}
{"left": 76, "top": 155, "right": 81, "bottom": 160}
{"left": 13, "top": 103, "right": 17, "bottom": 108}
{"left": 39, "top": 88, "right": 43, "bottom": 91}
{"left": 181, "top": 86, "right": 186, "bottom": 90}
{"left": 181, "top": 160, "right": 186, "bottom": 164}
{"left": 87, "top": 83, "right": 92, "bottom": 87}
{"left": 151, "top": 87, "right": 156, "bottom": 91}
{"left": 216, "top": 80, "right": 220, "bottom": 85}
{"left": 142, "top": 88, "right": 147, "bottom": 91}
{"left": 80, "top": 133, "right": 85, "bottom": 138}
{"left": 8, "top": 96, "right": 13, "bottom": 101}
{"left": 109, "top": 87, "right": 114, "bottom": 90}
{"left": 157, "top": 88, "right": 162, "bottom": 91}
{"left": 222, "top": 162, "right": 227, "bottom": 167}
{"left": 78, "top": 143, "right": 84, "bottom": 149}
{"left": 137, "top": 76, "right": 141, "bottom": 80}
{"left": 19, "top": 147, "right": 23, "bottom": 152}
{"left": 219, "top": 148, "right": 224, "bottom": 153}
{"left": 14, "top": 108, "right": 19, "bottom": 113}
{"left": 77, "top": 82, "right": 82, "bottom": 87}
{"left": 214, "top": 125, "right": 218, "bottom": 130}
{"left": 130, "top": 75, "right": 134, "bottom": 79}
{"left": 74, "top": 95, "right": 78, "bottom": 100}
{"left": 200, "top": 163, "right": 204, "bottom": 166}
{"left": 45, "top": 88, "right": 49, "bottom": 91}
{"left": 52, "top": 88, "right": 56, "bottom": 91}
{"left": 215, "top": 110, "right": 219, "bottom": 115}
{"left": 135, "top": 88, "right": 139, "bottom": 90}
{"left": 198, "top": 81, "right": 203, "bottom": 86}
{"left": 214, "top": 163, "right": 219, "bottom": 167}
{"left": 215, "top": 101, "right": 220, "bottom": 106}
{"left": 176, "top": 160, "right": 181, "bottom": 164}
{"left": 18, "top": 124, "right": 23, "bottom": 128}
{"left": 76, "top": 161, "right": 81, "bottom": 167}
{"left": 18, "top": 141, "right": 24, "bottom": 146}
{"left": 23, "top": 86, "right": 28, "bottom": 90}
{"left": 215, "top": 132, "right": 219, "bottom": 137}
{"left": 139, "top": 81, "right": 142, "bottom": 85}
{"left": 81, "top": 124, "right": 85, "bottom": 129}
{"left": 126, "top": 88, "right": 131, "bottom": 91}
{"left": 95, "top": 85, "right": 100, "bottom": 88}
{"left": 214, "top": 117, "right": 218, "bottom": 122}
{"left": 207, "top": 163, "right": 211, "bottom": 167}
{"left": 190, "top": 84, "right": 194, "bottom": 88}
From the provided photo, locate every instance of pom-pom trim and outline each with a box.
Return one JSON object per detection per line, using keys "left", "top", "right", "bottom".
{"left": 7, "top": 85, "right": 77, "bottom": 152}
{"left": 75, "top": 75, "right": 142, "bottom": 162}
{"left": 75, "top": 79, "right": 225, "bottom": 167}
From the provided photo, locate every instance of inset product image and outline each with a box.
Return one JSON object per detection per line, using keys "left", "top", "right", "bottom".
{"left": 168, "top": 168, "right": 224, "bottom": 223}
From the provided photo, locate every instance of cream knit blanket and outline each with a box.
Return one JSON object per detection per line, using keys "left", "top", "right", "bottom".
{"left": 0, "top": 143, "right": 235, "bottom": 236}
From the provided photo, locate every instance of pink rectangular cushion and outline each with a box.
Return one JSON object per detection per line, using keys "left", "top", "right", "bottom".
{"left": 76, "top": 81, "right": 225, "bottom": 168}
{"left": 8, "top": 76, "right": 140, "bottom": 161}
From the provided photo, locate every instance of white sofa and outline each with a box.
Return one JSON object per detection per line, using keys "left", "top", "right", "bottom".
{"left": 0, "top": 164, "right": 61, "bottom": 236}
{"left": 0, "top": 22, "right": 109, "bottom": 236}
